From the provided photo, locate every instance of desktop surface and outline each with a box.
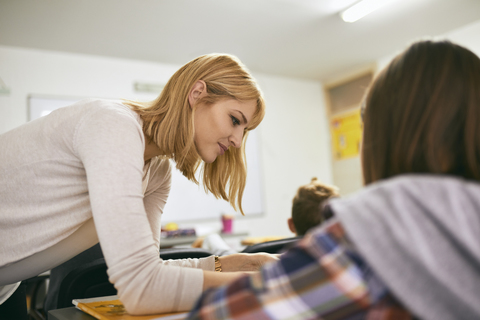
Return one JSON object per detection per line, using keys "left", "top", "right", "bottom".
{"left": 160, "top": 231, "right": 248, "bottom": 248}
{"left": 49, "top": 307, "right": 95, "bottom": 320}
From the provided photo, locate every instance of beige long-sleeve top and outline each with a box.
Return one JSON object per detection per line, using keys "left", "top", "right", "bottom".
{"left": 0, "top": 99, "right": 214, "bottom": 314}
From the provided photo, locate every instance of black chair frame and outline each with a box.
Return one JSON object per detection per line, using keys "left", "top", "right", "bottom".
{"left": 53, "top": 247, "right": 213, "bottom": 310}
{"left": 240, "top": 236, "right": 302, "bottom": 254}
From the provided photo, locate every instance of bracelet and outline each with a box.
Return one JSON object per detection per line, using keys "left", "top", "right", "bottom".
{"left": 214, "top": 256, "right": 222, "bottom": 272}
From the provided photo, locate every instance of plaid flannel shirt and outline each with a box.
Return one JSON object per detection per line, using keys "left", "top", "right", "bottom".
{"left": 187, "top": 218, "right": 413, "bottom": 320}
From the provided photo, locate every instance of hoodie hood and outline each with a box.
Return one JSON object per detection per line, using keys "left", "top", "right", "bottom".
{"left": 330, "top": 174, "right": 480, "bottom": 320}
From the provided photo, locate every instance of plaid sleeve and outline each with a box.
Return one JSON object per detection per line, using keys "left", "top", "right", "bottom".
{"left": 187, "top": 218, "right": 412, "bottom": 320}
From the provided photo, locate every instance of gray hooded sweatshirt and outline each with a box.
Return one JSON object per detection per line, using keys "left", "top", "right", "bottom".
{"left": 330, "top": 174, "right": 480, "bottom": 320}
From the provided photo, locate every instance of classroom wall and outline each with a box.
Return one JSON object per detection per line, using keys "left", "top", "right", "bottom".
{"left": 326, "top": 18, "right": 480, "bottom": 199}
{"left": 445, "top": 19, "right": 480, "bottom": 55}
{"left": 376, "top": 19, "right": 480, "bottom": 72}
{"left": 0, "top": 45, "right": 332, "bottom": 238}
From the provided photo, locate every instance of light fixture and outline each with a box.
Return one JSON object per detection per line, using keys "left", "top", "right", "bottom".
{"left": 133, "top": 82, "right": 165, "bottom": 94}
{"left": 341, "top": 0, "right": 397, "bottom": 23}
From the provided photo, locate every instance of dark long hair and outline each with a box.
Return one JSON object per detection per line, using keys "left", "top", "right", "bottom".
{"left": 362, "top": 40, "right": 480, "bottom": 184}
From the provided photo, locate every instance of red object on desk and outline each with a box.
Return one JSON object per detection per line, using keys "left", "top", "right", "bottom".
{"left": 221, "top": 215, "right": 233, "bottom": 233}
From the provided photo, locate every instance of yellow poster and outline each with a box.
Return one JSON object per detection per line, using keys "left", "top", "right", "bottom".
{"left": 331, "top": 109, "right": 362, "bottom": 160}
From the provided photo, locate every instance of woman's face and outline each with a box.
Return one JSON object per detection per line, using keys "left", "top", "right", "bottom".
{"left": 194, "top": 98, "right": 257, "bottom": 163}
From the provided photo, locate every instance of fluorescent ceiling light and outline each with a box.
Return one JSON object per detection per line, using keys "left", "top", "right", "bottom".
{"left": 341, "top": 0, "right": 396, "bottom": 23}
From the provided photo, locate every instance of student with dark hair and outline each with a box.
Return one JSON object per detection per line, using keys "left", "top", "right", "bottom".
{"left": 187, "top": 40, "right": 480, "bottom": 320}
{"left": 288, "top": 177, "right": 339, "bottom": 236}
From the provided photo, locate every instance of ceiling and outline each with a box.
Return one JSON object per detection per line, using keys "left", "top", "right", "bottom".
{"left": 1, "top": 0, "right": 480, "bottom": 81}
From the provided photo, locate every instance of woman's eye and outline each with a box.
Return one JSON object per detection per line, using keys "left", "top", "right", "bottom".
{"left": 231, "top": 115, "right": 240, "bottom": 126}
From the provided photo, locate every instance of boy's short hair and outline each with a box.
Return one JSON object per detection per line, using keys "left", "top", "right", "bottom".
{"left": 291, "top": 178, "right": 339, "bottom": 235}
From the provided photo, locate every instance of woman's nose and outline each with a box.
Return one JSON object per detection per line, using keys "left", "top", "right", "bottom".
{"left": 229, "top": 130, "right": 243, "bottom": 148}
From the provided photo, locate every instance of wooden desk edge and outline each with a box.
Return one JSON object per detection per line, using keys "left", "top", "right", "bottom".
{"left": 49, "top": 307, "right": 95, "bottom": 320}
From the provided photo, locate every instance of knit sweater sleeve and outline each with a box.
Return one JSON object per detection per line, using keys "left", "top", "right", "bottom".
{"left": 143, "top": 158, "right": 215, "bottom": 270}
{"left": 143, "top": 157, "right": 171, "bottom": 250}
{"left": 73, "top": 103, "right": 209, "bottom": 315}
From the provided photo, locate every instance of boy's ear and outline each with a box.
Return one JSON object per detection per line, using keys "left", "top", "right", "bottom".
{"left": 287, "top": 218, "right": 296, "bottom": 234}
{"left": 188, "top": 80, "right": 207, "bottom": 109}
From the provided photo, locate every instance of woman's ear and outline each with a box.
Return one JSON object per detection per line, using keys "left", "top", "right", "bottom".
{"left": 188, "top": 80, "right": 207, "bottom": 109}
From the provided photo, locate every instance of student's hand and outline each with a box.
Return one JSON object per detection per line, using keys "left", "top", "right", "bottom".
{"left": 191, "top": 237, "right": 204, "bottom": 248}
{"left": 218, "top": 253, "right": 279, "bottom": 272}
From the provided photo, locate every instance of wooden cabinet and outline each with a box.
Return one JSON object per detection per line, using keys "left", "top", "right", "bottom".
{"left": 324, "top": 68, "right": 374, "bottom": 196}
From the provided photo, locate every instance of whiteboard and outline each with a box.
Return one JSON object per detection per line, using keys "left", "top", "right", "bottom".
{"left": 28, "top": 95, "right": 87, "bottom": 120}
{"left": 28, "top": 95, "right": 264, "bottom": 223}
{"left": 162, "top": 129, "right": 263, "bottom": 223}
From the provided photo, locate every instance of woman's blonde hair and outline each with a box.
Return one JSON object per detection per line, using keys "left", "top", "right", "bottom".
{"left": 125, "top": 53, "right": 265, "bottom": 215}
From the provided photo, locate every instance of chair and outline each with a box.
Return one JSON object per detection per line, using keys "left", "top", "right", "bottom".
{"left": 49, "top": 246, "right": 213, "bottom": 310}
{"left": 240, "top": 236, "right": 302, "bottom": 254}
{"left": 24, "top": 273, "right": 50, "bottom": 320}
{"left": 55, "top": 257, "right": 114, "bottom": 310}
{"left": 44, "top": 244, "right": 104, "bottom": 313}
{"left": 159, "top": 247, "right": 214, "bottom": 260}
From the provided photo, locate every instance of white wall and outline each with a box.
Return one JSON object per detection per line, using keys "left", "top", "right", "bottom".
{"left": 0, "top": 46, "right": 178, "bottom": 132}
{"left": 242, "top": 74, "right": 332, "bottom": 237}
{"left": 329, "top": 19, "right": 480, "bottom": 199}
{"left": 443, "top": 20, "right": 480, "bottom": 56}
{"left": 376, "top": 19, "right": 480, "bottom": 72}
{"left": 0, "top": 45, "right": 332, "bottom": 238}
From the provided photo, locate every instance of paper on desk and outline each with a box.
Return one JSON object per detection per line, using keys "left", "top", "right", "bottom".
{"left": 72, "top": 295, "right": 119, "bottom": 306}
{"left": 73, "top": 295, "right": 188, "bottom": 319}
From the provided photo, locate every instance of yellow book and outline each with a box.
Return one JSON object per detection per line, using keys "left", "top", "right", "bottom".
{"left": 73, "top": 296, "right": 188, "bottom": 320}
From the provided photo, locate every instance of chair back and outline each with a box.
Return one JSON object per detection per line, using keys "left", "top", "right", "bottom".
{"left": 53, "top": 247, "right": 213, "bottom": 310}
{"left": 56, "top": 258, "right": 115, "bottom": 309}
{"left": 240, "top": 236, "right": 302, "bottom": 254}
{"left": 160, "top": 248, "right": 213, "bottom": 260}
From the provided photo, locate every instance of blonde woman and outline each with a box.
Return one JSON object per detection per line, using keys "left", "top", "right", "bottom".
{"left": 0, "top": 54, "right": 273, "bottom": 317}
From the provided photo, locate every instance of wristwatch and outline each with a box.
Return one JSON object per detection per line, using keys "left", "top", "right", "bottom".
{"left": 214, "top": 256, "right": 222, "bottom": 272}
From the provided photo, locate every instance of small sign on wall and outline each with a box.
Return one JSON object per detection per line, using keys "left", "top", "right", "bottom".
{"left": 330, "top": 108, "right": 362, "bottom": 160}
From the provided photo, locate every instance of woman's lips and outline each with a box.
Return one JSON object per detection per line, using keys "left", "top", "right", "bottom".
{"left": 218, "top": 143, "right": 227, "bottom": 155}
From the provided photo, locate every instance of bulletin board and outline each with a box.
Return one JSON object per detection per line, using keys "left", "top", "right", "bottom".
{"left": 28, "top": 95, "right": 265, "bottom": 223}
{"left": 330, "top": 108, "right": 362, "bottom": 160}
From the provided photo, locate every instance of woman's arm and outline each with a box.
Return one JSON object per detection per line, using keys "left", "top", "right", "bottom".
{"left": 143, "top": 157, "right": 172, "bottom": 250}
{"left": 202, "top": 270, "right": 251, "bottom": 290}
{"left": 74, "top": 103, "right": 207, "bottom": 314}
{"left": 201, "top": 252, "right": 279, "bottom": 290}
{"left": 217, "top": 253, "right": 279, "bottom": 271}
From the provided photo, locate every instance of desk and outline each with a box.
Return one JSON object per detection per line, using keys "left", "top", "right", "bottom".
{"left": 49, "top": 307, "right": 95, "bottom": 320}
{"left": 49, "top": 307, "right": 188, "bottom": 320}
{"left": 160, "top": 231, "right": 248, "bottom": 248}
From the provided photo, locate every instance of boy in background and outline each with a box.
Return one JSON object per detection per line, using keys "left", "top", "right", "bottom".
{"left": 196, "top": 177, "right": 339, "bottom": 254}
{"left": 288, "top": 177, "right": 339, "bottom": 236}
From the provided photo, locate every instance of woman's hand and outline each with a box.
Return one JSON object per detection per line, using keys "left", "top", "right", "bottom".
{"left": 203, "top": 253, "right": 280, "bottom": 290}
{"left": 218, "top": 253, "right": 280, "bottom": 272}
